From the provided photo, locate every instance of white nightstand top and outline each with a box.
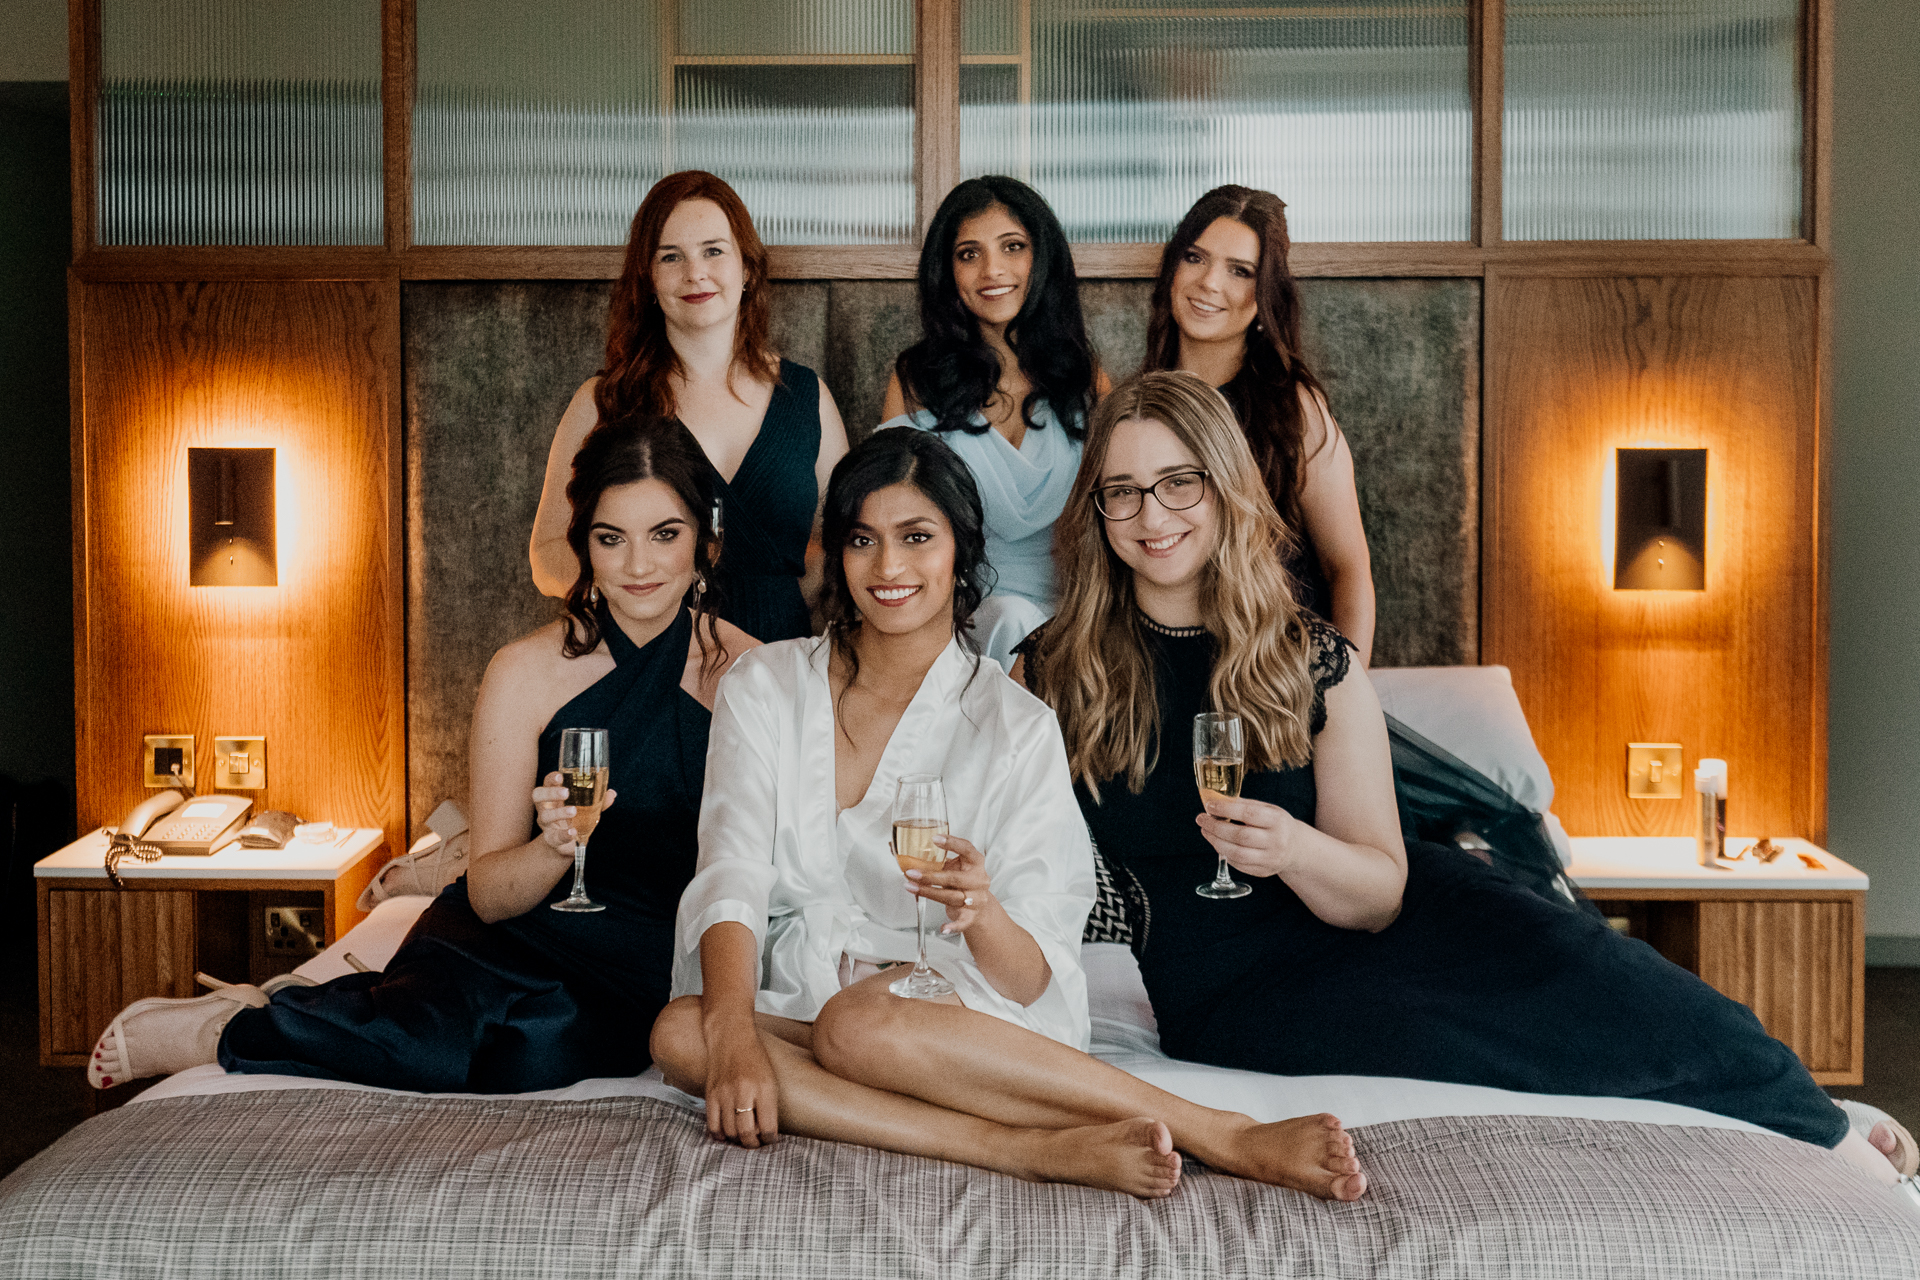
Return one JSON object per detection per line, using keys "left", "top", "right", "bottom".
{"left": 1567, "top": 836, "right": 1867, "bottom": 891}
{"left": 35, "top": 827, "right": 385, "bottom": 881}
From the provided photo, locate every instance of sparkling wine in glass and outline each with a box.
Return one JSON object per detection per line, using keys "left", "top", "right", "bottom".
{"left": 1194, "top": 712, "right": 1253, "bottom": 899}
{"left": 890, "top": 774, "right": 956, "bottom": 999}
{"left": 552, "top": 727, "right": 609, "bottom": 913}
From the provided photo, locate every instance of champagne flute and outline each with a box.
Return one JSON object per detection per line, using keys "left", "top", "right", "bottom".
{"left": 551, "top": 727, "right": 609, "bottom": 913}
{"left": 889, "top": 774, "right": 957, "bottom": 999}
{"left": 1194, "top": 712, "right": 1253, "bottom": 899}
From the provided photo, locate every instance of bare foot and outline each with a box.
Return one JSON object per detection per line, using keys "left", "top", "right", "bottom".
{"left": 88, "top": 989, "right": 263, "bottom": 1088}
{"left": 1215, "top": 1113, "right": 1367, "bottom": 1201}
{"left": 1022, "top": 1118, "right": 1183, "bottom": 1199}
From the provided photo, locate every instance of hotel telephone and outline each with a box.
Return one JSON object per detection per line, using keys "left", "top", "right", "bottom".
{"left": 115, "top": 790, "right": 255, "bottom": 856}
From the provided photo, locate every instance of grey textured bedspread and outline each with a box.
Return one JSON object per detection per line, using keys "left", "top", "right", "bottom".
{"left": 4, "top": 1092, "right": 1916, "bottom": 1279}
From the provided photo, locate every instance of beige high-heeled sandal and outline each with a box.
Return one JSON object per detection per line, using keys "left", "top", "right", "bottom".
{"left": 88, "top": 981, "right": 268, "bottom": 1089}
{"left": 197, "top": 970, "right": 316, "bottom": 998}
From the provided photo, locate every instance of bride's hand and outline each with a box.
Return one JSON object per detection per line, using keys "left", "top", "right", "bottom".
{"left": 531, "top": 771, "right": 616, "bottom": 854}
{"left": 1196, "top": 795, "right": 1297, "bottom": 878}
{"left": 909, "top": 835, "right": 994, "bottom": 935}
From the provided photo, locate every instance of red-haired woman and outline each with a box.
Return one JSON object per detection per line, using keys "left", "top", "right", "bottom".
{"left": 1144, "top": 185, "right": 1376, "bottom": 664}
{"left": 532, "top": 171, "right": 850, "bottom": 642}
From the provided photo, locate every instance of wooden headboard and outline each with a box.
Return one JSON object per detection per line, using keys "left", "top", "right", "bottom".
{"left": 402, "top": 279, "right": 1481, "bottom": 829}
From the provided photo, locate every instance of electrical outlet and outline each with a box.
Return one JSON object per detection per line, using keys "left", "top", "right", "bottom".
{"left": 264, "top": 906, "right": 323, "bottom": 957}
{"left": 143, "top": 735, "right": 195, "bottom": 789}
{"left": 1627, "top": 743, "right": 1684, "bottom": 799}
{"left": 214, "top": 736, "right": 267, "bottom": 790}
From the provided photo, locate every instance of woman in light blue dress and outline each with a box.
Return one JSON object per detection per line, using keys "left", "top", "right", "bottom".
{"left": 880, "top": 176, "right": 1108, "bottom": 670}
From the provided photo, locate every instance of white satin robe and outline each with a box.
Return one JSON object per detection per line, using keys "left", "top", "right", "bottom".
{"left": 672, "top": 636, "right": 1096, "bottom": 1049}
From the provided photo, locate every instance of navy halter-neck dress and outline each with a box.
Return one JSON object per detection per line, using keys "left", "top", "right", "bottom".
{"left": 218, "top": 606, "right": 709, "bottom": 1092}
{"left": 709, "top": 359, "right": 821, "bottom": 643}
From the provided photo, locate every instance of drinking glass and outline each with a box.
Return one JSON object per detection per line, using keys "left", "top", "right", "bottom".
{"left": 1193, "top": 712, "right": 1253, "bottom": 899}
{"left": 551, "top": 727, "right": 609, "bottom": 913}
{"left": 889, "top": 774, "right": 956, "bottom": 999}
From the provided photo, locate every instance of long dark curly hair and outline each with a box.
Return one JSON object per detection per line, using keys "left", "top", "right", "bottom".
{"left": 819, "top": 428, "right": 990, "bottom": 700}
{"left": 561, "top": 413, "right": 724, "bottom": 675}
{"left": 893, "top": 176, "right": 1096, "bottom": 440}
{"left": 1144, "top": 185, "right": 1327, "bottom": 533}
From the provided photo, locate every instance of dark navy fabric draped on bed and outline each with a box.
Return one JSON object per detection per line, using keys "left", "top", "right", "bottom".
{"left": 218, "top": 606, "right": 707, "bottom": 1092}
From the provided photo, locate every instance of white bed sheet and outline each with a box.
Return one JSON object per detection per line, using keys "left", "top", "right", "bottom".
{"left": 135, "top": 897, "right": 1766, "bottom": 1139}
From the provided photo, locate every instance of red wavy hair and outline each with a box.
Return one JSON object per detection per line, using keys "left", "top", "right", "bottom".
{"left": 595, "top": 171, "right": 778, "bottom": 422}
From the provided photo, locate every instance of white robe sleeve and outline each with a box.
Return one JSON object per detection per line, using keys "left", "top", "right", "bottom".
{"left": 670, "top": 654, "right": 784, "bottom": 999}
{"left": 967, "top": 702, "right": 1097, "bottom": 1048}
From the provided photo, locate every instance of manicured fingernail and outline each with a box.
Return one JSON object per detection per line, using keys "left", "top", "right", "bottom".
{"left": 905, "top": 870, "right": 921, "bottom": 880}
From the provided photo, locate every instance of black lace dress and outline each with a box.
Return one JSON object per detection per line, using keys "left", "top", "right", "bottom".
{"left": 218, "top": 605, "right": 707, "bottom": 1092}
{"left": 1022, "top": 615, "right": 1848, "bottom": 1147}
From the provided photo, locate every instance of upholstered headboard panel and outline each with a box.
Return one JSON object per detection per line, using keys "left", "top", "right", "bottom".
{"left": 403, "top": 278, "right": 1479, "bottom": 832}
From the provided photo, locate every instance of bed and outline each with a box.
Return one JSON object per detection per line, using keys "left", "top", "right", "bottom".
{"left": 6, "top": 890, "right": 1918, "bottom": 1278}
{"left": 9, "top": 284, "right": 1915, "bottom": 1275}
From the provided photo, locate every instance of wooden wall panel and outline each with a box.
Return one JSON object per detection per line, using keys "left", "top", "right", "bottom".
{"left": 1484, "top": 275, "right": 1822, "bottom": 841}
{"left": 117, "top": 891, "right": 198, "bottom": 1004}
{"left": 73, "top": 281, "right": 405, "bottom": 854}
{"left": 46, "top": 890, "right": 122, "bottom": 1057}
{"left": 1698, "top": 899, "right": 1858, "bottom": 1077}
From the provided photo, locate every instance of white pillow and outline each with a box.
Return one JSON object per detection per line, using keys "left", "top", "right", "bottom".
{"left": 1368, "top": 666, "right": 1572, "bottom": 870}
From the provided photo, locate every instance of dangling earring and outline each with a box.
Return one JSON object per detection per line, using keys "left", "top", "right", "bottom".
{"left": 588, "top": 584, "right": 600, "bottom": 606}
{"left": 694, "top": 572, "right": 707, "bottom": 597}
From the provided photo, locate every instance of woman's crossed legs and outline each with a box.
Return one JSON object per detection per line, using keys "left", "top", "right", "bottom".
{"left": 650, "top": 968, "right": 1366, "bottom": 1201}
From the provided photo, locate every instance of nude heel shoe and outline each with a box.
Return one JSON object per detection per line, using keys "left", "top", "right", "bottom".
{"left": 88, "top": 982, "right": 269, "bottom": 1089}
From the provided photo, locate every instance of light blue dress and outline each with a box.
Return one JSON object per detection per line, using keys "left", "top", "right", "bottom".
{"left": 880, "top": 403, "right": 1083, "bottom": 671}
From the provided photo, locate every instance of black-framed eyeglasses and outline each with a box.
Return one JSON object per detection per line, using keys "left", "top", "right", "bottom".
{"left": 1093, "top": 470, "right": 1211, "bottom": 521}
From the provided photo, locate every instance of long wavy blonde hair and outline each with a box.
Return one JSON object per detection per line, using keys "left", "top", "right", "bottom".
{"left": 1031, "top": 370, "right": 1315, "bottom": 798}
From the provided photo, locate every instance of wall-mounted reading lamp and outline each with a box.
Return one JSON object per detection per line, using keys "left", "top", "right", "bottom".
{"left": 189, "top": 447, "right": 277, "bottom": 586}
{"left": 1614, "top": 448, "right": 1706, "bottom": 591}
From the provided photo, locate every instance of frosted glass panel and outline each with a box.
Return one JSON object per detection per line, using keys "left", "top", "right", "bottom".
{"left": 415, "top": 0, "right": 660, "bottom": 245}
{"left": 964, "top": 0, "right": 1023, "bottom": 56}
{"left": 675, "top": 67, "right": 914, "bottom": 244}
{"left": 961, "top": 65, "right": 1022, "bottom": 180}
{"left": 967, "top": 0, "right": 1470, "bottom": 243}
{"left": 1505, "top": 0, "right": 1802, "bottom": 240}
{"left": 98, "top": 0, "right": 381, "bottom": 245}
{"left": 681, "top": 0, "right": 911, "bottom": 56}
{"left": 415, "top": 0, "right": 912, "bottom": 245}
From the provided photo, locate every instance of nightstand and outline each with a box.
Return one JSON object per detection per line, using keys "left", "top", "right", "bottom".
{"left": 35, "top": 828, "right": 386, "bottom": 1067}
{"left": 1569, "top": 836, "right": 1866, "bottom": 1086}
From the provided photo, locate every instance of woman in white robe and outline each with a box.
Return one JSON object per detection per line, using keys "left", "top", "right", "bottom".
{"left": 651, "top": 426, "right": 1370, "bottom": 1202}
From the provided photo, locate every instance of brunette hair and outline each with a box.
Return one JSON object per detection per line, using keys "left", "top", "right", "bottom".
{"left": 561, "top": 414, "right": 724, "bottom": 675}
{"left": 1144, "top": 185, "right": 1328, "bottom": 532}
{"left": 1027, "top": 371, "right": 1314, "bottom": 798}
{"left": 595, "top": 171, "right": 779, "bottom": 424}
{"left": 819, "top": 427, "right": 990, "bottom": 695}
{"left": 893, "top": 176, "right": 1096, "bottom": 439}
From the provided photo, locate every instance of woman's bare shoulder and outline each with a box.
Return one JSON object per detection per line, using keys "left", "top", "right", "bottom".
{"left": 684, "top": 616, "right": 769, "bottom": 709}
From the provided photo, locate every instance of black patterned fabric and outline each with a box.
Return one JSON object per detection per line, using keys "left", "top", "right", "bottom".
{"left": 1081, "top": 842, "right": 1151, "bottom": 959}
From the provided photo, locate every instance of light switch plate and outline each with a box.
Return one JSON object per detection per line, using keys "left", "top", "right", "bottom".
{"left": 143, "top": 734, "right": 195, "bottom": 789}
{"left": 213, "top": 736, "right": 267, "bottom": 790}
{"left": 1627, "top": 743, "right": 1684, "bottom": 799}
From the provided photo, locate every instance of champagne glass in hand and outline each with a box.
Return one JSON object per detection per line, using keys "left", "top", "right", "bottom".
{"left": 552, "top": 727, "right": 609, "bottom": 913}
{"left": 1194, "top": 712, "right": 1253, "bottom": 899}
{"left": 889, "top": 774, "right": 956, "bottom": 999}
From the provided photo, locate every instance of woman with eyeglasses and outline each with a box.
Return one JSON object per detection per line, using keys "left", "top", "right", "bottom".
{"left": 1143, "top": 185, "right": 1376, "bottom": 664}
{"left": 877, "top": 176, "right": 1108, "bottom": 670}
{"left": 1014, "top": 370, "right": 1916, "bottom": 1192}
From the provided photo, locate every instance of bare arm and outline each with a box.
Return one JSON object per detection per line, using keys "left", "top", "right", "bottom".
{"left": 698, "top": 920, "right": 783, "bottom": 1145}
{"left": 801, "top": 380, "right": 852, "bottom": 613}
{"left": 1197, "top": 663, "right": 1405, "bottom": 932}
{"left": 464, "top": 639, "right": 603, "bottom": 922}
{"left": 1295, "top": 390, "right": 1376, "bottom": 665}
{"left": 880, "top": 369, "right": 910, "bottom": 421}
{"left": 530, "top": 379, "right": 601, "bottom": 598}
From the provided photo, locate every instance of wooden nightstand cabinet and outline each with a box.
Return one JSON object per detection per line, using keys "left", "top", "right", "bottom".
{"left": 35, "top": 829, "right": 386, "bottom": 1067}
{"left": 1569, "top": 837, "right": 1866, "bottom": 1087}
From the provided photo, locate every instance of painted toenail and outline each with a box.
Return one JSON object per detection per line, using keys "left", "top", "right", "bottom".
{"left": 101, "top": 1076, "right": 112, "bottom": 1085}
